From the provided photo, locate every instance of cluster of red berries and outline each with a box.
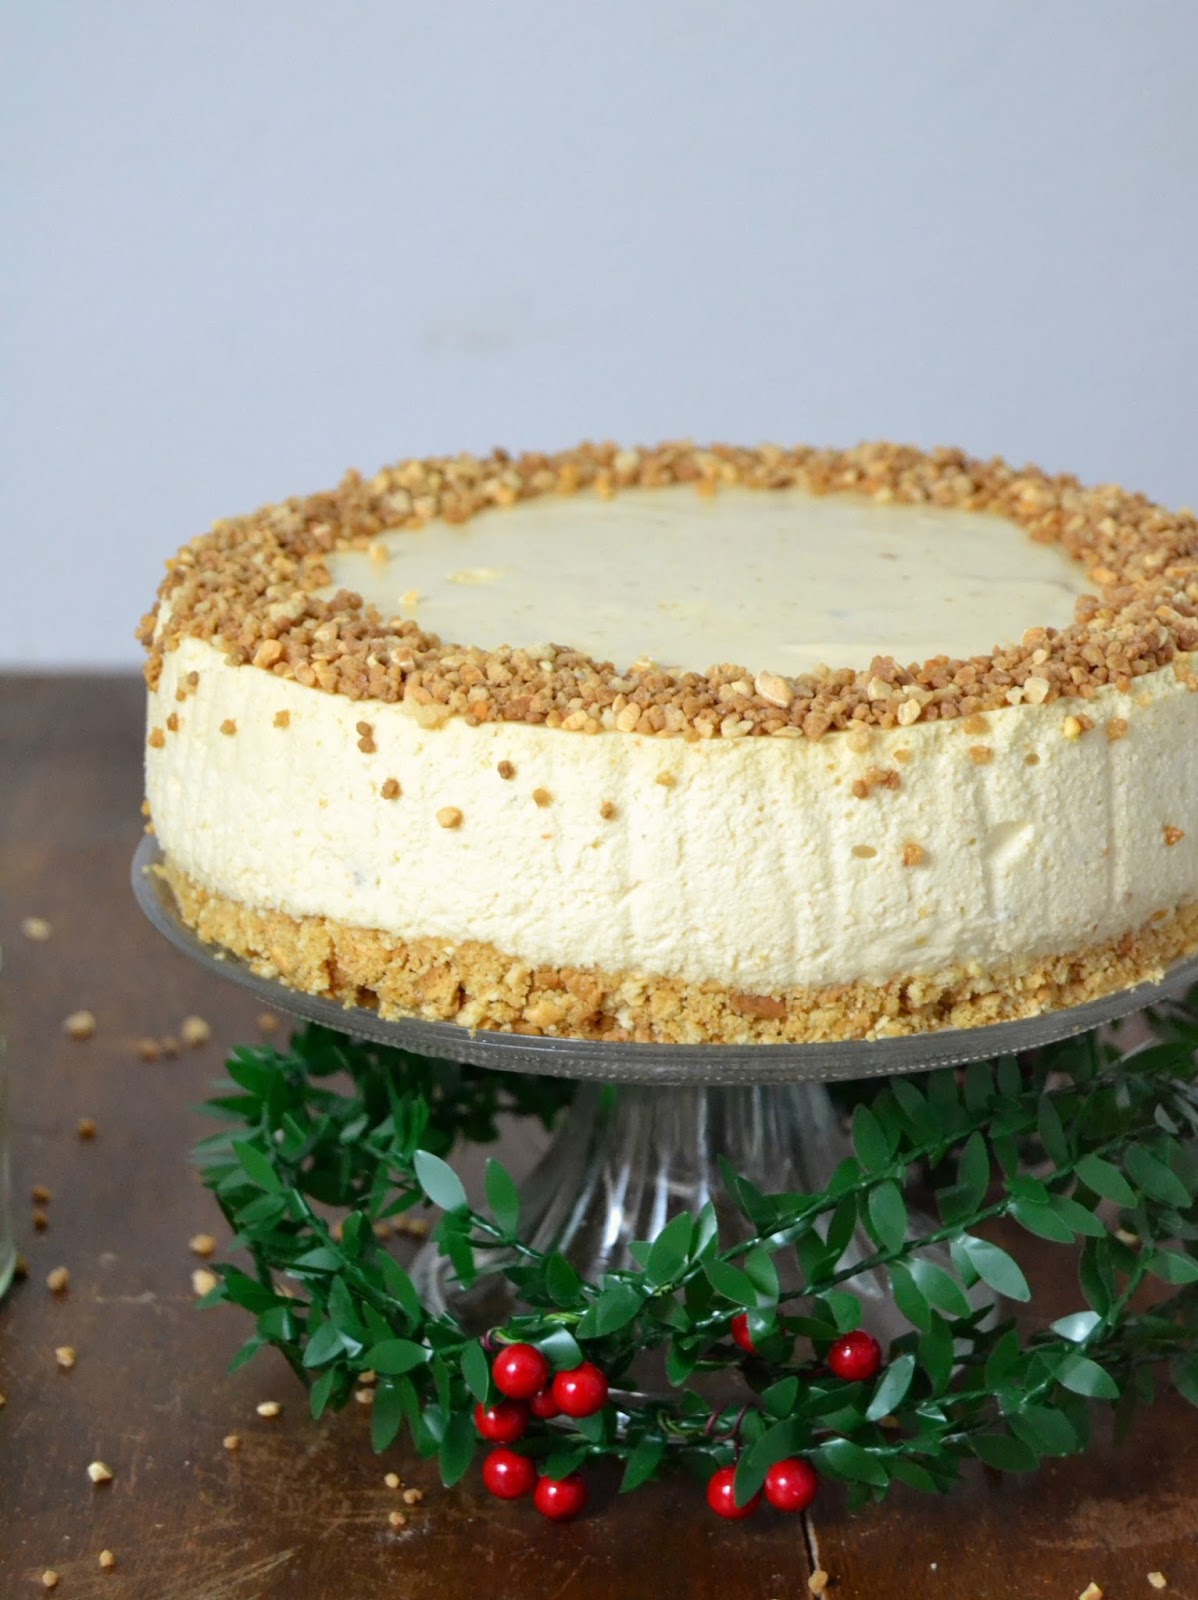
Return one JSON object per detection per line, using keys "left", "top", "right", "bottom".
{"left": 476, "top": 1342, "right": 609, "bottom": 1521}
{"left": 708, "top": 1322, "right": 884, "bottom": 1520}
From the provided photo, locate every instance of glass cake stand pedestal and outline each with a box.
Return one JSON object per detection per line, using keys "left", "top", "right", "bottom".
{"left": 133, "top": 836, "right": 1198, "bottom": 1353}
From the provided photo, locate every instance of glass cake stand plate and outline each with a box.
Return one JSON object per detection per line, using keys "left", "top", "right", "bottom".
{"left": 133, "top": 837, "right": 1198, "bottom": 1349}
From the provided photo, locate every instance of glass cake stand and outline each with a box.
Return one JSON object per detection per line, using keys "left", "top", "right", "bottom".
{"left": 133, "top": 836, "right": 1198, "bottom": 1347}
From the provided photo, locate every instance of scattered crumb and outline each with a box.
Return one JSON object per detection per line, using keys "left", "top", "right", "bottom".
{"left": 220, "top": 718, "right": 237, "bottom": 736}
{"left": 901, "top": 841, "right": 926, "bottom": 868}
{"left": 77, "top": 1118, "right": 97, "bottom": 1140}
{"left": 654, "top": 772, "right": 676, "bottom": 788}
{"left": 1106, "top": 717, "right": 1129, "bottom": 742}
{"left": 63, "top": 1010, "right": 96, "bottom": 1040}
{"left": 496, "top": 760, "right": 515, "bottom": 780}
{"left": 0, "top": 1393, "right": 6, "bottom": 1407}
{"left": 192, "top": 1268, "right": 219, "bottom": 1297}
{"left": 189, "top": 1233, "right": 217, "bottom": 1258}
{"left": 1115, "top": 1226, "right": 1140, "bottom": 1247}
{"left": 436, "top": 806, "right": 463, "bottom": 830}
{"left": 358, "top": 1370, "right": 377, "bottom": 1387}
{"left": 21, "top": 916, "right": 51, "bottom": 941}
{"left": 99, "top": 1550, "right": 117, "bottom": 1570}
{"left": 46, "top": 1266, "right": 70, "bottom": 1294}
{"left": 273, "top": 710, "right": 290, "bottom": 729}
{"left": 1079, "top": 1586, "right": 1103, "bottom": 1600}
{"left": 223, "top": 1434, "right": 240, "bottom": 1452}
{"left": 599, "top": 800, "right": 617, "bottom": 820}
{"left": 968, "top": 745, "right": 993, "bottom": 765}
{"left": 31, "top": 1183, "right": 51, "bottom": 1205}
{"left": 256, "top": 1011, "right": 279, "bottom": 1035}
{"left": 390, "top": 1215, "right": 429, "bottom": 1239}
{"left": 384, "top": 1472, "right": 401, "bottom": 1489}
{"left": 1062, "top": 715, "right": 1084, "bottom": 741}
{"left": 148, "top": 726, "right": 165, "bottom": 749}
{"left": 87, "top": 1460, "right": 114, "bottom": 1485}
{"left": 1148, "top": 1575, "right": 1167, "bottom": 1591}
{"left": 356, "top": 722, "right": 376, "bottom": 754}
{"left": 159, "top": 1035, "right": 180, "bottom": 1058}
{"left": 55, "top": 1346, "right": 76, "bottom": 1371}
{"left": 1164, "top": 826, "right": 1185, "bottom": 847}
{"left": 354, "top": 1387, "right": 374, "bottom": 1405}
{"left": 388, "top": 1510, "right": 407, "bottom": 1529}
{"left": 380, "top": 777, "right": 401, "bottom": 800}
{"left": 809, "top": 1573, "right": 829, "bottom": 1597}
{"left": 166, "top": 711, "right": 179, "bottom": 733}
{"left": 531, "top": 787, "right": 552, "bottom": 807}
{"left": 135, "top": 1037, "right": 161, "bottom": 1062}
{"left": 42, "top": 1573, "right": 59, "bottom": 1591}
{"left": 181, "top": 1014, "right": 211, "bottom": 1048}
{"left": 256, "top": 1400, "right": 281, "bottom": 1418}
{"left": 402, "top": 1487, "right": 424, "bottom": 1506}
{"left": 32, "top": 1209, "right": 49, "bottom": 1232}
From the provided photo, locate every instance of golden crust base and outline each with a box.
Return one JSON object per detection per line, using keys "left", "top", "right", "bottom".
{"left": 160, "top": 858, "right": 1198, "bottom": 1045}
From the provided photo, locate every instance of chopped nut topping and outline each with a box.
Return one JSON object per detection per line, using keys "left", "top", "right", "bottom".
{"left": 496, "top": 760, "right": 515, "bottom": 779}
{"left": 845, "top": 727, "right": 871, "bottom": 755}
{"left": 181, "top": 1014, "right": 211, "bottom": 1048}
{"left": 356, "top": 720, "right": 377, "bottom": 753}
{"left": 389, "top": 1510, "right": 407, "bottom": 1528}
{"left": 223, "top": 1433, "right": 241, "bottom": 1451}
{"left": 384, "top": 1472, "right": 401, "bottom": 1489}
{"left": 962, "top": 713, "right": 989, "bottom": 735}
{"left": 192, "top": 1267, "right": 218, "bottom": 1297}
{"left": 901, "top": 841, "right": 926, "bottom": 867}
{"left": 896, "top": 698, "right": 923, "bottom": 727}
{"left": 189, "top": 1233, "right": 217, "bottom": 1258}
{"left": 851, "top": 766, "right": 901, "bottom": 799}
{"left": 77, "top": 1117, "right": 97, "bottom": 1140}
{"left": 166, "top": 710, "right": 179, "bottom": 733}
{"left": 148, "top": 726, "right": 166, "bottom": 749}
{"left": 46, "top": 1266, "right": 70, "bottom": 1294}
{"left": 256, "top": 1400, "right": 281, "bottom": 1418}
{"left": 436, "top": 806, "right": 463, "bottom": 830}
{"left": 380, "top": 777, "right": 401, "bottom": 800}
{"left": 755, "top": 670, "right": 792, "bottom": 708}
{"left": 1025, "top": 751, "right": 1041, "bottom": 765}
{"left": 273, "top": 709, "right": 291, "bottom": 728}
{"left": 56, "top": 1346, "right": 76, "bottom": 1370}
{"left": 21, "top": 916, "right": 52, "bottom": 941}
{"left": 599, "top": 800, "right": 617, "bottom": 820}
{"left": 63, "top": 1009, "right": 96, "bottom": 1040}
{"left": 88, "top": 1460, "right": 114, "bottom": 1484}
{"left": 402, "top": 1487, "right": 424, "bottom": 1505}
{"left": 532, "top": 787, "right": 552, "bottom": 807}
{"left": 1023, "top": 676, "right": 1051, "bottom": 705}
{"left": 1062, "top": 715, "right": 1083, "bottom": 741}
{"left": 1106, "top": 717, "right": 1129, "bottom": 741}
{"left": 1164, "top": 825, "right": 1185, "bottom": 847}
{"left": 99, "top": 1549, "right": 117, "bottom": 1570}
{"left": 968, "top": 745, "right": 993, "bottom": 765}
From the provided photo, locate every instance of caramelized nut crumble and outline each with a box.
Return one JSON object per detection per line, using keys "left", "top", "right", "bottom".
{"left": 273, "top": 709, "right": 291, "bottom": 728}
{"left": 496, "top": 760, "right": 515, "bottom": 779}
{"left": 380, "top": 777, "right": 401, "bottom": 800}
{"left": 531, "top": 787, "right": 552, "bottom": 807}
{"left": 901, "top": 841, "right": 926, "bottom": 867}
{"left": 436, "top": 806, "right": 463, "bottom": 830}
{"left": 1164, "top": 826, "right": 1185, "bottom": 846}
{"left": 220, "top": 718, "right": 237, "bottom": 736}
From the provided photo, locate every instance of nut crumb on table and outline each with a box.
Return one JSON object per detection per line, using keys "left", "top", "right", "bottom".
{"left": 63, "top": 1009, "right": 96, "bottom": 1039}
{"left": 87, "top": 1460, "right": 114, "bottom": 1484}
{"left": 191, "top": 1267, "right": 218, "bottom": 1296}
{"left": 1079, "top": 1585, "right": 1104, "bottom": 1600}
{"left": 99, "top": 1549, "right": 117, "bottom": 1570}
{"left": 1148, "top": 1577, "right": 1167, "bottom": 1591}
{"left": 46, "top": 1266, "right": 69, "bottom": 1294}
{"left": 180, "top": 1014, "right": 211, "bottom": 1047}
{"left": 22, "top": 915, "right": 52, "bottom": 940}
{"left": 256, "top": 1400, "right": 281, "bottom": 1418}
{"left": 55, "top": 1346, "right": 76, "bottom": 1370}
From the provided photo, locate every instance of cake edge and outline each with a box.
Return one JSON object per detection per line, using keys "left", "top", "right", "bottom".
{"left": 158, "top": 856, "right": 1198, "bottom": 1046}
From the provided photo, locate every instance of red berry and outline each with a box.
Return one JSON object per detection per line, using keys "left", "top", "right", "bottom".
{"left": 827, "top": 1329, "right": 882, "bottom": 1382}
{"left": 492, "top": 1342, "right": 550, "bottom": 1400}
{"left": 529, "top": 1386, "right": 561, "bottom": 1420}
{"left": 473, "top": 1399, "right": 528, "bottom": 1444}
{"left": 705, "top": 1464, "right": 761, "bottom": 1520}
{"left": 764, "top": 1457, "right": 819, "bottom": 1513}
{"left": 551, "top": 1361, "right": 609, "bottom": 1418}
{"left": 481, "top": 1446, "right": 537, "bottom": 1499}
{"left": 730, "top": 1312, "right": 756, "bottom": 1355}
{"left": 533, "top": 1472, "right": 589, "bottom": 1521}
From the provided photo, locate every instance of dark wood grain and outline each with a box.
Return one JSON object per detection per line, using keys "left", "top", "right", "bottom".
{"left": 1, "top": 674, "right": 1195, "bottom": 1599}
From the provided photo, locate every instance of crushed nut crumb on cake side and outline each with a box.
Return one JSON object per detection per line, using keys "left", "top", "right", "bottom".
{"left": 159, "top": 859, "right": 1198, "bottom": 1047}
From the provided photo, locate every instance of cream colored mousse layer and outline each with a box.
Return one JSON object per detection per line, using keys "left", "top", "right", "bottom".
{"left": 145, "top": 484, "right": 1198, "bottom": 1040}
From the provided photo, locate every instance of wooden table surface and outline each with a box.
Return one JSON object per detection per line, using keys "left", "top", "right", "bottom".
{"left": 2, "top": 673, "right": 1197, "bottom": 1600}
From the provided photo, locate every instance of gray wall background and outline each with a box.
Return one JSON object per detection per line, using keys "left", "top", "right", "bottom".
{"left": 3, "top": 1, "right": 1196, "bottom": 667}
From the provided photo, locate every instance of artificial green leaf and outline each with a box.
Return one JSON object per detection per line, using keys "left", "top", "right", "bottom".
{"left": 309, "top": 1366, "right": 340, "bottom": 1420}
{"left": 1124, "top": 1144, "right": 1191, "bottom": 1209}
{"left": 438, "top": 1409, "right": 476, "bottom": 1487}
{"left": 362, "top": 1338, "right": 429, "bottom": 1376}
{"left": 866, "top": 1351, "right": 916, "bottom": 1421}
{"left": 545, "top": 1253, "right": 584, "bottom": 1306}
{"left": 1075, "top": 1154, "right": 1136, "bottom": 1208}
{"left": 1170, "top": 1351, "right": 1198, "bottom": 1407}
{"left": 483, "top": 1158, "right": 519, "bottom": 1235}
{"left": 970, "top": 1432, "right": 1038, "bottom": 1472}
{"left": 665, "top": 1342, "right": 699, "bottom": 1387}
{"left": 577, "top": 1282, "right": 642, "bottom": 1339}
{"left": 910, "top": 1257, "right": 973, "bottom": 1319}
{"left": 743, "top": 1246, "right": 780, "bottom": 1302}
{"left": 761, "top": 1376, "right": 800, "bottom": 1418}
{"left": 1036, "top": 1096, "right": 1070, "bottom": 1165}
{"left": 820, "top": 1291, "right": 863, "bottom": 1333}
{"left": 1055, "top": 1352, "right": 1120, "bottom": 1400}
{"left": 703, "top": 1257, "right": 758, "bottom": 1308}
{"left": 1049, "top": 1310, "right": 1101, "bottom": 1343}
{"left": 735, "top": 1418, "right": 808, "bottom": 1503}
{"left": 645, "top": 1212, "right": 694, "bottom": 1287}
{"left": 888, "top": 1261, "right": 931, "bottom": 1333}
{"left": 814, "top": 1437, "right": 889, "bottom": 1488}
{"left": 414, "top": 1150, "right": 468, "bottom": 1212}
{"left": 621, "top": 1436, "right": 665, "bottom": 1492}
{"left": 231, "top": 1138, "right": 284, "bottom": 1195}
{"left": 371, "top": 1380, "right": 406, "bottom": 1452}
{"left": 852, "top": 1104, "right": 892, "bottom": 1173}
{"left": 303, "top": 1320, "right": 354, "bottom": 1367}
{"left": 1010, "top": 1199, "right": 1076, "bottom": 1244}
{"left": 1048, "top": 1194, "right": 1107, "bottom": 1238}
{"left": 1008, "top": 1405, "right": 1077, "bottom": 1457}
{"left": 918, "top": 1315, "right": 954, "bottom": 1395}
{"left": 1144, "top": 1248, "right": 1198, "bottom": 1285}
{"left": 539, "top": 1326, "right": 583, "bottom": 1371}
{"left": 956, "top": 1235, "right": 1031, "bottom": 1301}
{"left": 460, "top": 1340, "right": 490, "bottom": 1404}
{"left": 868, "top": 1181, "right": 909, "bottom": 1255}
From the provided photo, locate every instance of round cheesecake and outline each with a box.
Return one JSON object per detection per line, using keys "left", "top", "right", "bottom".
{"left": 139, "top": 442, "right": 1198, "bottom": 1043}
